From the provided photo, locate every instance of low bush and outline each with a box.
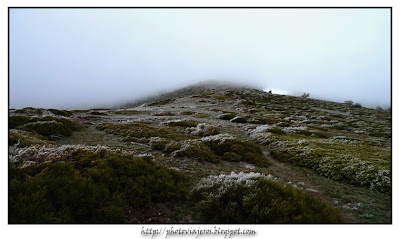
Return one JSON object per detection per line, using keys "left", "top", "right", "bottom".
{"left": 268, "top": 138, "right": 391, "bottom": 193}
{"left": 267, "top": 127, "right": 286, "bottom": 135}
{"left": 113, "top": 110, "right": 141, "bottom": 115}
{"left": 9, "top": 116, "right": 31, "bottom": 129}
{"left": 230, "top": 116, "right": 248, "bottom": 123}
{"left": 10, "top": 116, "right": 82, "bottom": 139}
{"left": 90, "top": 111, "right": 108, "bottom": 116}
{"left": 97, "top": 122, "right": 193, "bottom": 143}
{"left": 9, "top": 145, "right": 189, "bottom": 223}
{"left": 204, "top": 138, "right": 269, "bottom": 167}
{"left": 217, "top": 113, "right": 237, "bottom": 120}
{"left": 9, "top": 129, "right": 54, "bottom": 147}
{"left": 180, "top": 111, "right": 195, "bottom": 115}
{"left": 195, "top": 113, "right": 209, "bottom": 118}
{"left": 168, "top": 121, "right": 197, "bottom": 128}
{"left": 186, "top": 123, "right": 220, "bottom": 136}
{"left": 173, "top": 140, "right": 220, "bottom": 163}
{"left": 192, "top": 172, "right": 342, "bottom": 223}
{"left": 14, "top": 107, "right": 44, "bottom": 115}
{"left": 49, "top": 109, "right": 73, "bottom": 117}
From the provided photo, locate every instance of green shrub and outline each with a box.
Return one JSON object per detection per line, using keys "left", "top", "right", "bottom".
{"left": 22, "top": 121, "right": 73, "bottom": 137}
{"left": 49, "top": 109, "right": 73, "bottom": 117}
{"left": 230, "top": 116, "right": 248, "bottom": 123}
{"left": 14, "top": 107, "right": 44, "bottom": 115}
{"left": 181, "top": 111, "right": 195, "bottom": 115}
{"left": 193, "top": 174, "right": 342, "bottom": 223}
{"left": 97, "top": 122, "right": 194, "bottom": 143}
{"left": 196, "top": 113, "right": 209, "bottom": 118}
{"left": 9, "top": 129, "right": 53, "bottom": 147}
{"left": 113, "top": 110, "right": 141, "bottom": 115}
{"left": 9, "top": 116, "right": 30, "bottom": 129}
{"left": 267, "top": 127, "right": 286, "bottom": 135}
{"left": 217, "top": 113, "right": 236, "bottom": 120}
{"left": 168, "top": 121, "right": 197, "bottom": 128}
{"left": 9, "top": 146, "right": 190, "bottom": 223}
{"left": 204, "top": 139, "right": 269, "bottom": 167}
{"left": 90, "top": 111, "right": 108, "bottom": 115}
{"left": 9, "top": 115, "right": 82, "bottom": 139}
{"left": 174, "top": 141, "right": 220, "bottom": 163}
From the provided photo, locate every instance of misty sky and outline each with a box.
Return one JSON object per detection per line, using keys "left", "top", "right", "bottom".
{"left": 9, "top": 8, "right": 391, "bottom": 109}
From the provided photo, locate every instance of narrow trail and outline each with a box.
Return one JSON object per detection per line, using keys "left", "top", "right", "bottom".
{"left": 263, "top": 150, "right": 359, "bottom": 223}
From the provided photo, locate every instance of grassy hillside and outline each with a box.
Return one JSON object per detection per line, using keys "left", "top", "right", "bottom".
{"left": 8, "top": 83, "right": 391, "bottom": 223}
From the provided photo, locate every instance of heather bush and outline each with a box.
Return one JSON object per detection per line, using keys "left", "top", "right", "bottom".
{"left": 9, "top": 145, "right": 189, "bottom": 223}
{"left": 9, "top": 115, "right": 82, "bottom": 139}
{"left": 217, "top": 113, "right": 237, "bottom": 120}
{"left": 9, "top": 129, "right": 53, "bottom": 147}
{"left": 49, "top": 109, "right": 73, "bottom": 117}
{"left": 192, "top": 172, "right": 342, "bottom": 223}
{"left": 202, "top": 136, "right": 269, "bottom": 167}
{"left": 168, "top": 121, "right": 197, "bottom": 128}
{"left": 90, "top": 111, "right": 108, "bottom": 115}
{"left": 9, "top": 116, "right": 31, "bottom": 129}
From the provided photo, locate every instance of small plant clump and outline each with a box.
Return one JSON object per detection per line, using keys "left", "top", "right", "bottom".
{"left": 9, "top": 116, "right": 82, "bottom": 139}
{"left": 90, "top": 111, "right": 108, "bottom": 116}
{"left": 217, "top": 113, "right": 237, "bottom": 120}
{"left": 168, "top": 120, "right": 197, "bottom": 128}
{"left": 192, "top": 172, "right": 342, "bottom": 223}
{"left": 202, "top": 136, "right": 269, "bottom": 167}
{"left": 9, "top": 129, "right": 54, "bottom": 147}
{"left": 49, "top": 109, "right": 73, "bottom": 117}
{"left": 185, "top": 123, "right": 220, "bottom": 136}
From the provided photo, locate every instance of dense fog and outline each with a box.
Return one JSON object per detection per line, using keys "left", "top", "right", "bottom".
{"left": 9, "top": 8, "right": 391, "bottom": 109}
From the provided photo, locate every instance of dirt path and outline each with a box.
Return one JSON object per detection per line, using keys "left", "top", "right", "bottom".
{"left": 263, "top": 150, "right": 360, "bottom": 223}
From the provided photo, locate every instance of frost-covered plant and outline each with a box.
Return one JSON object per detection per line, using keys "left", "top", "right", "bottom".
{"left": 185, "top": 123, "right": 220, "bottom": 136}
{"left": 9, "top": 144, "right": 112, "bottom": 168}
{"left": 194, "top": 171, "right": 274, "bottom": 197}
{"left": 192, "top": 172, "right": 342, "bottom": 223}
{"left": 201, "top": 134, "right": 235, "bottom": 143}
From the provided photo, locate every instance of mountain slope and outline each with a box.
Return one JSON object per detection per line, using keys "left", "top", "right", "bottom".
{"left": 9, "top": 82, "right": 391, "bottom": 223}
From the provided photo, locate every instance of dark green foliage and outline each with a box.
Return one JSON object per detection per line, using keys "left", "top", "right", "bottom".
{"left": 9, "top": 129, "right": 53, "bottom": 147}
{"left": 22, "top": 121, "right": 73, "bottom": 137}
{"left": 113, "top": 110, "right": 141, "bottom": 115}
{"left": 9, "top": 116, "right": 31, "bottom": 129}
{"left": 267, "top": 127, "right": 286, "bottom": 135}
{"left": 14, "top": 107, "right": 44, "bottom": 115}
{"left": 218, "top": 113, "right": 237, "bottom": 120}
{"left": 49, "top": 109, "right": 73, "bottom": 117}
{"left": 204, "top": 139, "right": 269, "bottom": 167}
{"left": 97, "top": 122, "right": 195, "bottom": 143}
{"left": 194, "top": 178, "right": 343, "bottom": 223}
{"left": 174, "top": 143, "right": 220, "bottom": 163}
{"left": 9, "top": 151, "right": 189, "bottom": 223}
{"left": 90, "top": 111, "right": 108, "bottom": 115}
{"left": 296, "top": 130, "right": 328, "bottom": 138}
{"left": 19, "top": 117, "right": 82, "bottom": 138}
{"left": 277, "top": 122, "right": 291, "bottom": 127}
{"left": 168, "top": 121, "right": 197, "bottom": 128}
{"left": 230, "top": 116, "right": 248, "bottom": 123}
{"left": 181, "top": 111, "right": 195, "bottom": 115}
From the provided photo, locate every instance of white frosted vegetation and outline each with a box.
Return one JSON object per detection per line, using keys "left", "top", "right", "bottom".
{"left": 194, "top": 171, "right": 276, "bottom": 198}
